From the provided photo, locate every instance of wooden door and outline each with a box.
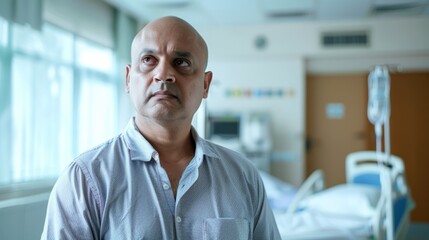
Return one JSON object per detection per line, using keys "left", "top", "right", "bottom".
{"left": 306, "top": 74, "right": 368, "bottom": 187}
{"left": 367, "top": 71, "right": 429, "bottom": 222}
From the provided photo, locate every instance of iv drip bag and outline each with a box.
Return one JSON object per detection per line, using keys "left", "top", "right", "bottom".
{"left": 368, "top": 66, "right": 390, "bottom": 125}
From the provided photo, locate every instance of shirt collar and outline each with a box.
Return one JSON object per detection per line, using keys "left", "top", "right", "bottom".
{"left": 123, "top": 117, "right": 219, "bottom": 162}
{"left": 190, "top": 126, "right": 218, "bottom": 162}
{"left": 123, "top": 118, "right": 156, "bottom": 162}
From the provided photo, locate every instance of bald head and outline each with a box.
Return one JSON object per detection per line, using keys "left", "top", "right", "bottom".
{"left": 130, "top": 16, "right": 209, "bottom": 70}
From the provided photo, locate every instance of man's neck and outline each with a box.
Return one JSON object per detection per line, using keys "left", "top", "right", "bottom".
{"left": 134, "top": 117, "right": 196, "bottom": 198}
{"left": 134, "top": 116, "right": 195, "bottom": 163}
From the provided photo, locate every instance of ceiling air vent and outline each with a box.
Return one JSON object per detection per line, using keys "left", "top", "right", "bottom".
{"left": 321, "top": 31, "right": 369, "bottom": 47}
{"left": 373, "top": 2, "right": 427, "bottom": 14}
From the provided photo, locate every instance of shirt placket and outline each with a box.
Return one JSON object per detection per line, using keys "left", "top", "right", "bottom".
{"left": 174, "top": 156, "right": 203, "bottom": 240}
{"left": 152, "top": 151, "right": 176, "bottom": 215}
{"left": 153, "top": 151, "right": 193, "bottom": 240}
{"left": 152, "top": 150, "right": 203, "bottom": 239}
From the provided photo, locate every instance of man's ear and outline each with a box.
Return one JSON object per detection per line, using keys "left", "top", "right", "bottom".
{"left": 203, "top": 71, "right": 212, "bottom": 99}
{"left": 125, "top": 64, "right": 131, "bottom": 93}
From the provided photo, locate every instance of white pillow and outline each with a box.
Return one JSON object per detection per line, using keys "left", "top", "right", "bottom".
{"left": 300, "top": 184, "right": 380, "bottom": 218}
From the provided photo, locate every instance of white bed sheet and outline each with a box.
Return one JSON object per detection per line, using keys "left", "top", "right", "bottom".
{"left": 274, "top": 183, "right": 381, "bottom": 240}
{"left": 274, "top": 209, "right": 373, "bottom": 240}
{"left": 260, "top": 171, "right": 380, "bottom": 240}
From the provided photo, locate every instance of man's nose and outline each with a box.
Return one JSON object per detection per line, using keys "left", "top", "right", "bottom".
{"left": 154, "top": 61, "right": 175, "bottom": 83}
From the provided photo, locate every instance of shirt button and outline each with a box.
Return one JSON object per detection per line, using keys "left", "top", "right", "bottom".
{"left": 176, "top": 216, "right": 182, "bottom": 223}
{"left": 163, "top": 183, "right": 170, "bottom": 190}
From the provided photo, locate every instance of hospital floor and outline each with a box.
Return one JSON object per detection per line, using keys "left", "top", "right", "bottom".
{"left": 406, "top": 223, "right": 429, "bottom": 239}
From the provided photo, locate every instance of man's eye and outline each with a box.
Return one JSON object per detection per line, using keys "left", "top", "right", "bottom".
{"left": 174, "top": 58, "right": 190, "bottom": 67}
{"left": 142, "top": 56, "right": 157, "bottom": 65}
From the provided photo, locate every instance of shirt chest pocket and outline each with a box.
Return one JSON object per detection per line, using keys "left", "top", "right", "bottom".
{"left": 203, "top": 218, "right": 250, "bottom": 240}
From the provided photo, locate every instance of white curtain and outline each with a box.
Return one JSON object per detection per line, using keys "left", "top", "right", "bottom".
{"left": 0, "top": 18, "right": 12, "bottom": 183}
{"left": 11, "top": 57, "right": 74, "bottom": 181}
{"left": 78, "top": 70, "right": 117, "bottom": 154}
{"left": 0, "top": 20, "right": 119, "bottom": 184}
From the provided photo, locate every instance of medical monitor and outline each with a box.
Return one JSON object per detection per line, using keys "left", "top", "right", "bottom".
{"left": 207, "top": 115, "right": 241, "bottom": 139}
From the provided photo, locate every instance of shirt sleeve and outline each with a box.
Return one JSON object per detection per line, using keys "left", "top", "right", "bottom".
{"left": 41, "top": 162, "right": 101, "bottom": 240}
{"left": 253, "top": 172, "right": 282, "bottom": 240}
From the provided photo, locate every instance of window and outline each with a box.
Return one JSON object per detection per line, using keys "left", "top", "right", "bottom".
{"left": 76, "top": 39, "right": 114, "bottom": 73}
{"left": 0, "top": 20, "right": 119, "bottom": 185}
{"left": 0, "top": 17, "right": 11, "bottom": 184}
{"left": 11, "top": 57, "right": 74, "bottom": 181}
{"left": 78, "top": 71, "right": 118, "bottom": 153}
{"left": 75, "top": 39, "right": 118, "bottom": 153}
{"left": 0, "top": 18, "right": 7, "bottom": 46}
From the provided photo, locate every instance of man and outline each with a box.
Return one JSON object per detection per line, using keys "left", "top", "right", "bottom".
{"left": 41, "top": 16, "right": 281, "bottom": 239}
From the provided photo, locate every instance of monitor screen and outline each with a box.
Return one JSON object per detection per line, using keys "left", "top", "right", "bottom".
{"left": 208, "top": 116, "right": 240, "bottom": 139}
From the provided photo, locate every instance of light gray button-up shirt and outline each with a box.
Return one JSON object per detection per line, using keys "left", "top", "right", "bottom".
{"left": 41, "top": 118, "right": 281, "bottom": 240}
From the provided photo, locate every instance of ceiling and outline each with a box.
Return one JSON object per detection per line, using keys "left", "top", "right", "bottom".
{"left": 105, "top": 0, "right": 429, "bottom": 28}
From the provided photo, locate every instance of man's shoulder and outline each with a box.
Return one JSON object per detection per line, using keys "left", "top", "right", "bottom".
{"left": 74, "top": 133, "right": 126, "bottom": 166}
{"left": 201, "top": 139, "right": 246, "bottom": 160}
{"left": 201, "top": 139, "right": 258, "bottom": 173}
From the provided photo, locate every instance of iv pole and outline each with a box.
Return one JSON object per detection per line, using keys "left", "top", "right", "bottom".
{"left": 384, "top": 103, "right": 393, "bottom": 240}
{"left": 368, "top": 65, "right": 393, "bottom": 240}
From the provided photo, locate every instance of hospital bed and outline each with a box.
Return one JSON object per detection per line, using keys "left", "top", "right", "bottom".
{"left": 262, "top": 151, "right": 414, "bottom": 240}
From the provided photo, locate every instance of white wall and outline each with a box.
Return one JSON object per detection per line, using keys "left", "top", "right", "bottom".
{"left": 199, "top": 16, "right": 429, "bottom": 64}
{"left": 206, "top": 59, "right": 306, "bottom": 186}
{"left": 199, "top": 16, "right": 429, "bottom": 184}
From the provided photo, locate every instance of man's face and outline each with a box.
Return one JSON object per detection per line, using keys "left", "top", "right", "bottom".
{"left": 126, "top": 18, "right": 212, "bottom": 124}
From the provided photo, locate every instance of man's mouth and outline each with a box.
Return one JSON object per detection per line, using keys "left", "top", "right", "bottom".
{"left": 150, "top": 90, "right": 179, "bottom": 100}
